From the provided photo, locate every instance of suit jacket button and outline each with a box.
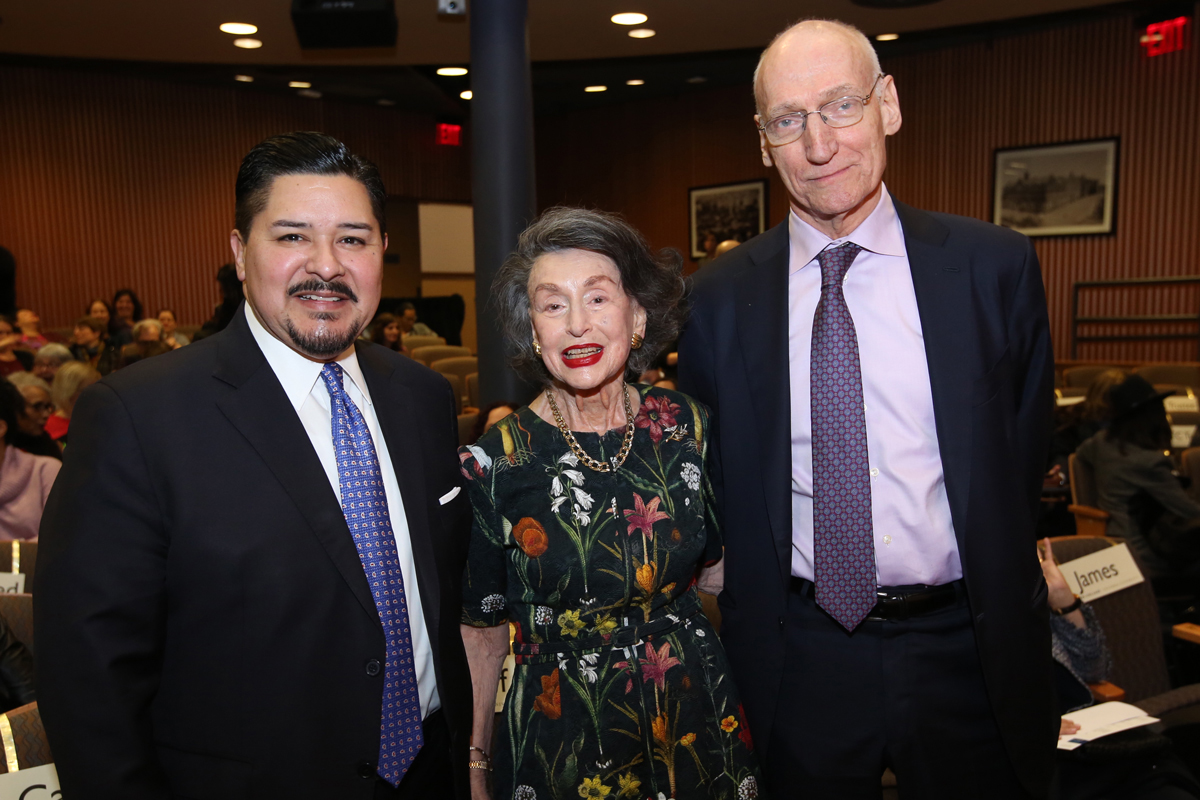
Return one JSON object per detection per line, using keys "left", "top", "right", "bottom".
{"left": 365, "top": 659, "right": 382, "bottom": 676}
{"left": 358, "top": 761, "right": 375, "bottom": 778}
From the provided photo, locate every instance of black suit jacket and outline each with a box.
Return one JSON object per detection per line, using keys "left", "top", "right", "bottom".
{"left": 679, "top": 200, "right": 1058, "bottom": 794}
{"left": 35, "top": 307, "right": 473, "bottom": 799}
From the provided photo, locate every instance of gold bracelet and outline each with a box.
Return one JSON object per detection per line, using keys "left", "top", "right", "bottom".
{"left": 469, "top": 745, "right": 490, "bottom": 760}
{"left": 468, "top": 759, "right": 493, "bottom": 772}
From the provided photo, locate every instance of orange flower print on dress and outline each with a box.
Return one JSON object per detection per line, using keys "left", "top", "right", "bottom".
{"left": 636, "top": 562, "right": 656, "bottom": 595}
{"left": 720, "top": 715, "right": 738, "bottom": 733}
{"left": 513, "top": 517, "right": 549, "bottom": 557}
{"left": 679, "top": 732, "right": 696, "bottom": 746}
{"left": 651, "top": 712, "right": 670, "bottom": 744}
{"left": 534, "top": 669, "right": 562, "bottom": 720}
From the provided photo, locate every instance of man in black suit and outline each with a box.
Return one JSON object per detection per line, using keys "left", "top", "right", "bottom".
{"left": 35, "top": 132, "right": 472, "bottom": 799}
{"left": 679, "top": 20, "right": 1057, "bottom": 800}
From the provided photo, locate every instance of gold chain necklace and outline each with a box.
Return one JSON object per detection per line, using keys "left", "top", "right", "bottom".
{"left": 545, "top": 384, "right": 636, "bottom": 473}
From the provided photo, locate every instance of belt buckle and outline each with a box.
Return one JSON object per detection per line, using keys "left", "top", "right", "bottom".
{"left": 867, "top": 590, "right": 909, "bottom": 622}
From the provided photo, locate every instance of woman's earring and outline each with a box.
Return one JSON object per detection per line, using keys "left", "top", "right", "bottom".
{"left": 631, "top": 333, "right": 644, "bottom": 350}
{"left": 533, "top": 340, "right": 542, "bottom": 356}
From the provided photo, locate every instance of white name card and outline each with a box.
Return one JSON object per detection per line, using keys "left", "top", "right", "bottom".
{"left": 1165, "top": 396, "right": 1199, "bottom": 413}
{"left": 1171, "top": 425, "right": 1196, "bottom": 449}
{"left": 1060, "top": 543, "right": 1143, "bottom": 602}
{"left": 0, "top": 763, "right": 61, "bottom": 799}
{"left": 0, "top": 576, "right": 25, "bottom": 595}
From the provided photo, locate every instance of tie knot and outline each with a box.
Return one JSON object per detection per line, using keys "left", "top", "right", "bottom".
{"left": 320, "top": 362, "right": 345, "bottom": 395}
{"left": 817, "top": 242, "right": 864, "bottom": 288}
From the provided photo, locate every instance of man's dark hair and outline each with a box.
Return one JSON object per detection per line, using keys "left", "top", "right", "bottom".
{"left": 1106, "top": 402, "right": 1172, "bottom": 454}
{"left": 0, "top": 379, "right": 23, "bottom": 445}
{"left": 234, "top": 132, "right": 387, "bottom": 237}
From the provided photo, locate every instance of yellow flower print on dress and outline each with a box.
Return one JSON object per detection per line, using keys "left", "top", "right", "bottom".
{"left": 616, "top": 772, "right": 641, "bottom": 797}
{"left": 720, "top": 715, "right": 738, "bottom": 733}
{"left": 558, "top": 609, "right": 585, "bottom": 638}
{"left": 578, "top": 776, "right": 612, "bottom": 798}
{"left": 679, "top": 732, "right": 696, "bottom": 746}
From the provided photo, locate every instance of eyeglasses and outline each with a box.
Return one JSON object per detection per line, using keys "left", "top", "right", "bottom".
{"left": 757, "top": 74, "right": 886, "bottom": 146}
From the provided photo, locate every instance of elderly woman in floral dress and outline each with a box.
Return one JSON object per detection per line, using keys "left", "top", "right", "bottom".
{"left": 459, "top": 208, "right": 761, "bottom": 800}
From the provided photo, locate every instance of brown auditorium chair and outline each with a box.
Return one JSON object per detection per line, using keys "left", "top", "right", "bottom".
{"left": 1048, "top": 537, "right": 1200, "bottom": 722}
{"left": 1067, "top": 453, "right": 1110, "bottom": 536}
{"left": 0, "top": 702, "right": 53, "bottom": 773}
{"left": 1136, "top": 364, "right": 1200, "bottom": 392}
{"left": 0, "top": 542, "right": 36, "bottom": 594}
{"left": 0, "top": 594, "right": 33, "bottom": 658}
{"left": 441, "top": 374, "right": 463, "bottom": 414}
{"left": 1055, "top": 386, "right": 1087, "bottom": 400}
{"left": 410, "top": 345, "right": 470, "bottom": 367}
{"left": 432, "top": 357, "right": 478, "bottom": 408}
{"left": 457, "top": 412, "right": 479, "bottom": 447}
{"left": 466, "top": 373, "right": 479, "bottom": 410}
{"left": 402, "top": 334, "right": 445, "bottom": 351}
{"left": 1183, "top": 448, "right": 1200, "bottom": 504}
{"left": 1063, "top": 365, "right": 1124, "bottom": 388}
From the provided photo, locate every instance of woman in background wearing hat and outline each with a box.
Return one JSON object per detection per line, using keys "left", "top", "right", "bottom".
{"left": 1075, "top": 374, "right": 1200, "bottom": 585}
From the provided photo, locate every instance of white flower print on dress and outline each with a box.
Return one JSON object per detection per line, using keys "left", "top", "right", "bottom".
{"left": 481, "top": 594, "right": 506, "bottom": 613}
{"left": 514, "top": 786, "right": 536, "bottom": 800}
{"left": 535, "top": 605, "right": 554, "bottom": 625}
{"left": 571, "top": 487, "right": 594, "bottom": 510}
{"left": 578, "top": 652, "right": 599, "bottom": 683}
{"left": 558, "top": 451, "right": 579, "bottom": 467}
{"left": 552, "top": 495, "right": 568, "bottom": 512}
{"left": 681, "top": 461, "right": 701, "bottom": 493}
{"left": 562, "top": 469, "right": 585, "bottom": 486}
{"left": 551, "top": 476, "right": 563, "bottom": 496}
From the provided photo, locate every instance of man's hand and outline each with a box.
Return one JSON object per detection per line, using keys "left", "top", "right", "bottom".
{"left": 697, "top": 554, "right": 724, "bottom": 596}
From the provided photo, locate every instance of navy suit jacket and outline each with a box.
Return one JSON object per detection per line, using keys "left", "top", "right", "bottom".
{"left": 35, "top": 307, "right": 473, "bottom": 799}
{"left": 679, "top": 199, "right": 1058, "bottom": 794}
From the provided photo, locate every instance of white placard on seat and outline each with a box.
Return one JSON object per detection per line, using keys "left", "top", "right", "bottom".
{"left": 0, "top": 762, "right": 60, "bottom": 798}
{"left": 1172, "top": 425, "right": 1197, "bottom": 449}
{"left": 1059, "top": 543, "right": 1143, "bottom": 602}
{"left": 1165, "top": 396, "right": 1199, "bottom": 413}
{"left": 0, "top": 576, "right": 25, "bottom": 595}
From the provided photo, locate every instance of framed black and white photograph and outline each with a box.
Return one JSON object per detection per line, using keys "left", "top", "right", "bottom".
{"left": 993, "top": 138, "right": 1118, "bottom": 237}
{"left": 689, "top": 180, "right": 768, "bottom": 258}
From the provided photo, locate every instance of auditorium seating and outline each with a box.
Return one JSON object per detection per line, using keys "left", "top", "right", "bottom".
{"left": 432, "top": 357, "right": 478, "bottom": 410}
{"left": 402, "top": 335, "right": 444, "bottom": 351}
{"left": 466, "top": 373, "right": 479, "bottom": 410}
{"left": 0, "top": 702, "right": 53, "bottom": 774}
{"left": 0, "top": 543, "right": 36, "bottom": 595}
{"left": 410, "top": 345, "right": 470, "bottom": 367}
{"left": 1067, "top": 454, "right": 1110, "bottom": 537}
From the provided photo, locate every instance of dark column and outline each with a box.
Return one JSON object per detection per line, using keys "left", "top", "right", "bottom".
{"left": 471, "top": 0, "right": 538, "bottom": 407}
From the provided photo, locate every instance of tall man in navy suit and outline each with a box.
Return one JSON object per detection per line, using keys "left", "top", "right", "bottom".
{"left": 679, "top": 20, "right": 1057, "bottom": 800}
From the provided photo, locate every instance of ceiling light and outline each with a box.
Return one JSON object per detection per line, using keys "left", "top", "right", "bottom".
{"left": 377, "top": 98, "right": 395, "bottom": 106}
{"left": 297, "top": 89, "right": 322, "bottom": 99}
{"left": 686, "top": 76, "right": 708, "bottom": 84}
{"left": 460, "top": 90, "right": 473, "bottom": 100}
{"left": 585, "top": 85, "right": 607, "bottom": 93}
{"left": 220, "top": 22, "right": 258, "bottom": 35}
{"left": 436, "top": 67, "right": 469, "bottom": 76}
{"left": 628, "top": 28, "right": 656, "bottom": 39}
{"left": 611, "top": 13, "right": 648, "bottom": 25}
{"left": 626, "top": 79, "right": 645, "bottom": 86}
{"left": 875, "top": 33, "right": 900, "bottom": 41}
{"left": 234, "top": 75, "right": 254, "bottom": 83}
{"left": 233, "top": 38, "right": 263, "bottom": 49}
{"left": 288, "top": 81, "right": 312, "bottom": 88}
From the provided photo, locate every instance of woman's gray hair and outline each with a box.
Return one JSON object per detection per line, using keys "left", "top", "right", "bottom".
{"left": 33, "top": 343, "right": 72, "bottom": 367}
{"left": 132, "top": 319, "right": 163, "bottom": 339}
{"left": 492, "top": 207, "right": 687, "bottom": 386}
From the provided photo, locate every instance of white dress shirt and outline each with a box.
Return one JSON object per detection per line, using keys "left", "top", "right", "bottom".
{"left": 788, "top": 188, "right": 962, "bottom": 587}
{"left": 245, "top": 304, "right": 440, "bottom": 717}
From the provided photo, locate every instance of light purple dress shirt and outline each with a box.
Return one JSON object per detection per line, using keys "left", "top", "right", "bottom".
{"left": 788, "top": 188, "right": 962, "bottom": 586}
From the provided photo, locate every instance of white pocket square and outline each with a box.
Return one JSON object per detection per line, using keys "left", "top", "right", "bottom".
{"left": 438, "top": 486, "right": 462, "bottom": 505}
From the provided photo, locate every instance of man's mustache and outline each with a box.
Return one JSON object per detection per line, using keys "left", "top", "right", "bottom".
{"left": 287, "top": 279, "right": 359, "bottom": 303}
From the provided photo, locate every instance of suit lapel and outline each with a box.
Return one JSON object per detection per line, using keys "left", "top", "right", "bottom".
{"left": 357, "top": 344, "right": 442, "bottom": 631}
{"left": 733, "top": 221, "right": 794, "bottom": 582}
{"left": 212, "top": 310, "right": 381, "bottom": 628}
{"left": 894, "top": 199, "right": 973, "bottom": 551}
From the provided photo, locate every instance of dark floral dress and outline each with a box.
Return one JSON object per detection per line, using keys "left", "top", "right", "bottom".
{"left": 460, "top": 386, "right": 761, "bottom": 800}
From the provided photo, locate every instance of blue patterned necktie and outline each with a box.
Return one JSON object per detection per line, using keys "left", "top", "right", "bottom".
{"left": 810, "top": 242, "right": 877, "bottom": 631}
{"left": 320, "top": 363, "right": 424, "bottom": 786}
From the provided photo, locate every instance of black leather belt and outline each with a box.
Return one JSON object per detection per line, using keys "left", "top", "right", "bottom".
{"left": 791, "top": 577, "right": 964, "bottom": 622}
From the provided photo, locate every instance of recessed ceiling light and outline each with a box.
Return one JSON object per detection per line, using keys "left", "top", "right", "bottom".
{"left": 686, "top": 76, "right": 708, "bottom": 84}
{"left": 297, "top": 89, "right": 322, "bottom": 99}
{"left": 436, "top": 67, "right": 469, "bottom": 76}
{"left": 611, "top": 13, "right": 648, "bottom": 25}
{"left": 626, "top": 79, "right": 645, "bottom": 86}
{"left": 288, "top": 81, "right": 312, "bottom": 89}
{"left": 220, "top": 22, "right": 258, "bottom": 35}
{"left": 460, "top": 90, "right": 473, "bottom": 100}
{"left": 628, "top": 28, "right": 656, "bottom": 39}
{"left": 233, "top": 38, "right": 263, "bottom": 49}
{"left": 585, "top": 85, "right": 607, "bottom": 93}
{"left": 875, "top": 33, "right": 900, "bottom": 41}
{"left": 377, "top": 98, "right": 395, "bottom": 106}
{"left": 234, "top": 75, "right": 254, "bottom": 83}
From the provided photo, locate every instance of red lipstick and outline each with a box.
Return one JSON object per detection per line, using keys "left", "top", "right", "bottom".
{"left": 561, "top": 343, "right": 603, "bottom": 368}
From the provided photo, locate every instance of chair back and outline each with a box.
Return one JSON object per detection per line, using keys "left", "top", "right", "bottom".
{"left": 0, "top": 543, "right": 37, "bottom": 594}
{"left": 403, "top": 335, "right": 445, "bottom": 351}
{"left": 0, "top": 594, "right": 34, "bottom": 658}
{"left": 410, "top": 345, "right": 470, "bottom": 367}
{"left": 458, "top": 412, "right": 479, "bottom": 447}
{"left": 466, "top": 373, "right": 479, "bottom": 410}
{"left": 1063, "top": 365, "right": 1123, "bottom": 388}
{"left": 432, "top": 357, "right": 479, "bottom": 409}
{"left": 1068, "top": 453, "right": 1099, "bottom": 507}
{"left": 0, "top": 702, "right": 53, "bottom": 772}
{"left": 1048, "top": 536, "right": 1171, "bottom": 702}
{"left": 1136, "top": 364, "right": 1200, "bottom": 392}
{"left": 442, "top": 374, "right": 463, "bottom": 414}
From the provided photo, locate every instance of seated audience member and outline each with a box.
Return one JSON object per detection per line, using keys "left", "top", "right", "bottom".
{"left": 88, "top": 298, "right": 130, "bottom": 346}
{"left": 112, "top": 288, "right": 144, "bottom": 341}
{"left": 157, "top": 309, "right": 189, "bottom": 348}
{"left": 71, "top": 316, "right": 118, "bottom": 376}
{"left": 14, "top": 308, "right": 48, "bottom": 351}
{"left": 5, "top": 376, "right": 62, "bottom": 460}
{"left": 1076, "top": 375, "right": 1200, "bottom": 584}
{"left": 469, "top": 400, "right": 517, "bottom": 444}
{"left": 192, "top": 263, "right": 243, "bottom": 342}
{"left": 32, "top": 343, "right": 73, "bottom": 384}
{"left": 1050, "top": 369, "right": 1127, "bottom": 473}
{"left": 46, "top": 361, "right": 100, "bottom": 447}
{"left": 0, "top": 316, "right": 25, "bottom": 378}
{"left": 0, "top": 616, "right": 35, "bottom": 713}
{"left": 119, "top": 320, "right": 170, "bottom": 368}
{"left": 1043, "top": 537, "right": 1200, "bottom": 799}
{"left": 369, "top": 312, "right": 403, "bottom": 352}
{"left": 398, "top": 301, "right": 437, "bottom": 339}
{"left": 0, "top": 379, "right": 61, "bottom": 539}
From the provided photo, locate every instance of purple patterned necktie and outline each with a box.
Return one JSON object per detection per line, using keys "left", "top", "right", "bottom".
{"left": 320, "top": 363, "right": 424, "bottom": 786}
{"left": 811, "top": 242, "right": 877, "bottom": 631}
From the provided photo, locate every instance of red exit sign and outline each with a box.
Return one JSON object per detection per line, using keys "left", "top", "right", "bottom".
{"left": 437, "top": 123, "right": 462, "bottom": 146}
{"left": 1141, "top": 16, "right": 1191, "bottom": 57}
